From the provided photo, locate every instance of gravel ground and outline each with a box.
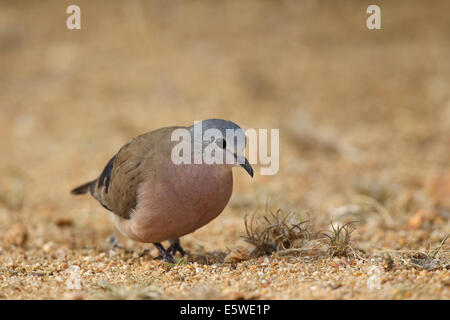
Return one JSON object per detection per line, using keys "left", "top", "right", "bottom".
{"left": 0, "top": 0, "right": 449, "bottom": 299}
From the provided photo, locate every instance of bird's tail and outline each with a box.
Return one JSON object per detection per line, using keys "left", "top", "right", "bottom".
{"left": 71, "top": 180, "right": 96, "bottom": 195}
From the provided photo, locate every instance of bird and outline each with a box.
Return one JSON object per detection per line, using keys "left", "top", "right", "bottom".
{"left": 71, "top": 119, "right": 253, "bottom": 263}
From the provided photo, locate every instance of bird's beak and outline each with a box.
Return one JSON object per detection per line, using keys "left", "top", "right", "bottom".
{"left": 240, "top": 157, "right": 254, "bottom": 178}
{"left": 231, "top": 152, "right": 254, "bottom": 178}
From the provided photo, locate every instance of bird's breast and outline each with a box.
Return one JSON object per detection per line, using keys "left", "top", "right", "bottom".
{"left": 113, "top": 161, "right": 233, "bottom": 243}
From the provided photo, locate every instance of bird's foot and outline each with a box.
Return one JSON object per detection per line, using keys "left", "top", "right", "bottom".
{"left": 153, "top": 242, "right": 176, "bottom": 264}
{"left": 167, "top": 238, "right": 186, "bottom": 256}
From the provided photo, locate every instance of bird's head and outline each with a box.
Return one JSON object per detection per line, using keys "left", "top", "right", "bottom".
{"left": 188, "top": 119, "right": 253, "bottom": 177}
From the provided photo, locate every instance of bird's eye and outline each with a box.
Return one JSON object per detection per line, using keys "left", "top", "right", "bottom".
{"left": 216, "top": 138, "right": 226, "bottom": 149}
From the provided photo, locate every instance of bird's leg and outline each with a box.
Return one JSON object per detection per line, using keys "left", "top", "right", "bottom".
{"left": 167, "top": 238, "right": 186, "bottom": 256}
{"left": 153, "top": 242, "right": 176, "bottom": 263}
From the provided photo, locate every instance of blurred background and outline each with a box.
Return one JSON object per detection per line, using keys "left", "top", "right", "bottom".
{"left": 0, "top": 0, "right": 449, "bottom": 298}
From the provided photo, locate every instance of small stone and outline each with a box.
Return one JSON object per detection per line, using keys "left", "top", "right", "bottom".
{"left": 55, "top": 217, "right": 74, "bottom": 227}
{"left": 223, "top": 292, "right": 246, "bottom": 300}
{"left": 150, "top": 248, "right": 159, "bottom": 258}
{"left": 408, "top": 209, "right": 436, "bottom": 229}
{"left": 3, "top": 223, "right": 28, "bottom": 247}
{"left": 52, "top": 249, "right": 67, "bottom": 259}
{"left": 65, "top": 265, "right": 82, "bottom": 290}
{"left": 195, "top": 267, "right": 203, "bottom": 274}
{"left": 42, "top": 242, "right": 55, "bottom": 252}
{"left": 224, "top": 247, "right": 250, "bottom": 263}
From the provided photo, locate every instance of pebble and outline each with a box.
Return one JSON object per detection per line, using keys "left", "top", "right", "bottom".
{"left": 3, "top": 224, "right": 28, "bottom": 247}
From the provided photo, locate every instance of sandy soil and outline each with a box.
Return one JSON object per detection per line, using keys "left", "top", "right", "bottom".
{"left": 0, "top": 0, "right": 449, "bottom": 299}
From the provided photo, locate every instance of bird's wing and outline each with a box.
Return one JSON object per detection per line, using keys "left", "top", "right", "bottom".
{"left": 90, "top": 126, "right": 182, "bottom": 219}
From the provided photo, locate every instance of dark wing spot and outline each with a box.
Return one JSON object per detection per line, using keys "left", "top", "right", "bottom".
{"left": 100, "top": 201, "right": 112, "bottom": 212}
{"left": 134, "top": 160, "right": 142, "bottom": 168}
{"left": 98, "top": 155, "right": 116, "bottom": 193}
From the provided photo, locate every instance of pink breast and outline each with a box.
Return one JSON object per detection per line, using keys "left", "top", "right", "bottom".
{"left": 123, "top": 162, "right": 233, "bottom": 243}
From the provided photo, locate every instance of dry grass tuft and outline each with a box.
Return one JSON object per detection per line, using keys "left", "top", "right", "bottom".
{"left": 243, "top": 208, "right": 317, "bottom": 258}
{"left": 322, "top": 222, "right": 356, "bottom": 257}
{"left": 242, "top": 208, "right": 362, "bottom": 259}
{"left": 428, "top": 234, "right": 449, "bottom": 259}
{"left": 407, "top": 234, "right": 449, "bottom": 270}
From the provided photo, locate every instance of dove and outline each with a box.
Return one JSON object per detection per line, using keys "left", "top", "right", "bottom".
{"left": 71, "top": 119, "right": 253, "bottom": 263}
